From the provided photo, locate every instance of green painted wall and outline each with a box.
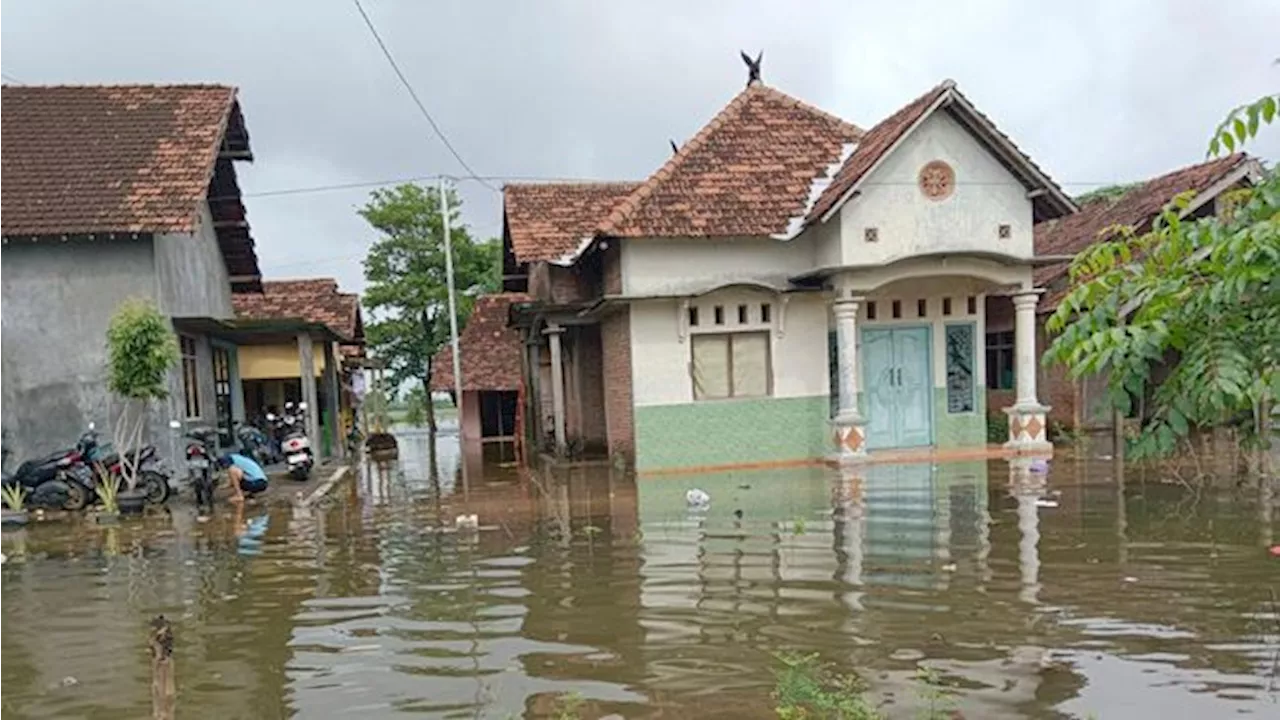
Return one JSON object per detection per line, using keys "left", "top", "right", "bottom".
{"left": 933, "top": 386, "right": 987, "bottom": 448}
{"left": 634, "top": 395, "right": 830, "bottom": 472}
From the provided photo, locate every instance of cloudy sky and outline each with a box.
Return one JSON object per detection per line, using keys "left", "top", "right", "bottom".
{"left": 4, "top": 0, "right": 1277, "bottom": 295}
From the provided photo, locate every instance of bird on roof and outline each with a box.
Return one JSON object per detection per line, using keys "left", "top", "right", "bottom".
{"left": 669, "top": 139, "right": 679, "bottom": 155}
{"left": 740, "top": 50, "right": 763, "bottom": 86}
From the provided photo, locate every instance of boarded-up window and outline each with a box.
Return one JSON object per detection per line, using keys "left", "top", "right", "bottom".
{"left": 945, "top": 324, "right": 975, "bottom": 413}
{"left": 691, "top": 332, "right": 771, "bottom": 400}
{"left": 180, "top": 335, "right": 201, "bottom": 419}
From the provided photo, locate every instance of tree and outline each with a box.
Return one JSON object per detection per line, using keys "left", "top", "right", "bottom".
{"left": 403, "top": 385, "right": 428, "bottom": 428}
{"left": 1045, "top": 91, "right": 1279, "bottom": 458}
{"left": 360, "top": 183, "right": 499, "bottom": 433}
{"left": 105, "top": 299, "right": 180, "bottom": 489}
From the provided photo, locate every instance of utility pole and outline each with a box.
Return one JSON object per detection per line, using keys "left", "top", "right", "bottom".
{"left": 439, "top": 177, "right": 464, "bottom": 433}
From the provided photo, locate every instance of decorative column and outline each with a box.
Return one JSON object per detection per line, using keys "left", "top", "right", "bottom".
{"left": 322, "top": 341, "right": 343, "bottom": 459}
{"left": 1009, "top": 457, "right": 1044, "bottom": 605}
{"left": 1004, "top": 290, "right": 1051, "bottom": 452}
{"left": 544, "top": 323, "right": 567, "bottom": 457}
{"left": 297, "top": 333, "right": 321, "bottom": 450}
{"left": 831, "top": 296, "right": 868, "bottom": 462}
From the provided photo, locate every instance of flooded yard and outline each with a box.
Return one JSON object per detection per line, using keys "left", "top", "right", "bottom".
{"left": 2, "top": 434, "right": 1277, "bottom": 718}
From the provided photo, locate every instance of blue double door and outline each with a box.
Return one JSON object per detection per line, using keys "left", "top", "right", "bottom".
{"left": 861, "top": 327, "right": 933, "bottom": 449}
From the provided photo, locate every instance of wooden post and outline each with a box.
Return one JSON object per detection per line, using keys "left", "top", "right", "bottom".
{"left": 149, "top": 615, "right": 175, "bottom": 720}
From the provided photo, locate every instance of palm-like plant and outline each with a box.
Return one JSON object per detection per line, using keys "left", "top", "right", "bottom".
{"left": 1, "top": 484, "right": 27, "bottom": 511}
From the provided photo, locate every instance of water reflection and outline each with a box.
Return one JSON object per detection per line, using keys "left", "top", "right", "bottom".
{"left": 2, "top": 438, "right": 1277, "bottom": 719}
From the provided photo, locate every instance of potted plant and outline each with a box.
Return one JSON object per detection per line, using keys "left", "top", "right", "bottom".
{"left": 2, "top": 484, "right": 29, "bottom": 527}
{"left": 104, "top": 299, "right": 179, "bottom": 515}
{"left": 93, "top": 461, "right": 121, "bottom": 524}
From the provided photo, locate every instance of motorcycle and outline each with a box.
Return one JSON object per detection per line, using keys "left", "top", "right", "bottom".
{"left": 89, "top": 443, "right": 172, "bottom": 506}
{"left": 235, "top": 421, "right": 275, "bottom": 467}
{"left": 175, "top": 422, "right": 219, "bottom": 509}
{"left": 278, "top": 402, "right": 314, "bottom": 481}
{"left": 2, "top": 426, "right": 100, "bottom": 511}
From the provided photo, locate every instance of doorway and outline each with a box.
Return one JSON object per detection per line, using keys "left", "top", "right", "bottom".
{"left": 861, "top": 326, "right": 933, "bottom": 449}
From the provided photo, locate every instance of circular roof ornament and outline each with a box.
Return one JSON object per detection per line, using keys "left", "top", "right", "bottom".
{"left": 919, "top": 160, "right": 955, "bottom": 201}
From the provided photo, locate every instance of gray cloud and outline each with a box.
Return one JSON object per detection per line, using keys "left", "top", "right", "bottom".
{"left": 4, "top": 0, "right": 1277, "bottom": 296}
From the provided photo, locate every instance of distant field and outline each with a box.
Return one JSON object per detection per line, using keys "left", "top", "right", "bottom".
{"left": 384, "top": 402, "right": 457, "bottom": 427}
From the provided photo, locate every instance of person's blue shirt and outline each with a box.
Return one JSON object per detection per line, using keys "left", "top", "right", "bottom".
{"left": 226, "top": 453, "right": 268, "bottom": 482}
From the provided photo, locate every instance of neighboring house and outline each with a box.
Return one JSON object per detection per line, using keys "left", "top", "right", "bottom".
{"left": 985, "top": 153, "right": 1266, "bottom": 433}
{"left": 230, "top": 279, "right": 364, "bottom": 455}
{"left": 431, "top": 293, "right": 528, "bottom": 462}
{"left": 503, "top": 76, "right": 1079, "bottom": 472}
{"left": 1, "top": 84, "right": 262, "bottom": 462}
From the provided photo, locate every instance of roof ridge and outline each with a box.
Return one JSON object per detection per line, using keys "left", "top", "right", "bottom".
{"left": 2, "top": 83, "right": 237, "bottom": 90}
{"left": 504, "top": 181, "right": 641, "bottom": 192}
{"left": 596, "top": 84, "right": 764, "bottom": 236}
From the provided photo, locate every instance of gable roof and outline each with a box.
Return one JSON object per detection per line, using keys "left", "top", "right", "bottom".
{"left": 1, "top": 84, "right": 248, "bottom": 237}
{"left": 1034, "top": 153, "right": 1258, "bottom": 310}
{"left": 594, "top": 83, "right": 863, "bottom": 241}
{"left": 504, "top": 183, "right": 639, "bottom": 264}
{"left": 809, "top": 80, "right": 1076, "bottom": 224}
{"left": 232, "top": 278, "right": 363, "bottom": 343}
{"left": 431, "top": 293, "right": 530, "bottom": 392}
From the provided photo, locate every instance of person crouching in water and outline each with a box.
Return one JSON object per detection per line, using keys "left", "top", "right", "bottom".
{"left": 218, "top": 452, "right": 270, "bottom": 503}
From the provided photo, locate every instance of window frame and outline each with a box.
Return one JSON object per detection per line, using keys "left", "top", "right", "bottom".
{"left": 179, "top": 335, "right": 201, "bottom": 419}
{"left": 985, "top": 330, "right": 1016, "bottom": 390}
{"left": 690, "top": 330, "right": 773, "bottom": 401}
{"left": 944, "top": 322, "right": 977, "bottom": 414}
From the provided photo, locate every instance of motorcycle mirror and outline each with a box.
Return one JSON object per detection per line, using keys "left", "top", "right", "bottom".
{"left": 169, "top": 420, "right": 182, "bottom": 429}
{"left": 298, "top": 402, "right": 308, "bottom": 410}
{"left": 88, "top": 421, "right": 96, "bottom": 431}
{"left": 266, "top": 413, "right": 276, "bottom": 421}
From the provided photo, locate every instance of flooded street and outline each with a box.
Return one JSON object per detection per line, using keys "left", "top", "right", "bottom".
{"left": 3, "top": 434, "right": 1278, "bottom": 719}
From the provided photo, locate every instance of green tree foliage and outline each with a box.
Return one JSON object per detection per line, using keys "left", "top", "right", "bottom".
{"left": 1046, "top": 95, "right": 1279, "bottom": 457}
{"left": 404, "top": 385, "right": 428, "bottom": 427}
{"left": 106, "top": 299, "right": 179, "bottom": 401}
{"left": 360, "top": 183, "right": 499, "bottom": 432}
{"left": 104, "top": 299, "right": 179, "bottom": 488}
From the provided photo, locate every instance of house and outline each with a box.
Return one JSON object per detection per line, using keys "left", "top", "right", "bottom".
{"left": 503, "top": 74, "right": 1079, "bottom": 473}
{"left": 230, "top": 278, "right": 365, "bottom": 454}
{"left": 1, "top": 84, "right": 263, "bottom": 462}
{"left": 431, "top": 292, "right": 528, "bottom": 463}
{"left": 984, "top": 153, "right": 1266, "bottom": 433}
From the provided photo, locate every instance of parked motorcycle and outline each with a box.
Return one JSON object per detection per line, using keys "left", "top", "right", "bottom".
{"left": 90, "top": 443, "right": 172, "bottom": 506}
{"left": 175, "top": 422, "right": 219, "bottom": 509}
{"left": 235, "top": 421, "right": 276, "bottom": 467}
{"left": 2, "top": 426, "right": 100, "bottom": 510}
{"left": 279, "top": 402, "right": 314, "bottom": 481}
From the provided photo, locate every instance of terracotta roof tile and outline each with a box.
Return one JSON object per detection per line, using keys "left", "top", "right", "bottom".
{"left": 431, "top": 293, "right": 529, "bottom": 392}
{"left": 504, "top": 183, "right": 639, "bottom": 263}
{"left": 232, "top": 278, "right": 363, "bottom": 342}
{"left": 2, "top": 84, "right": 240, "bottom": 236}
{"left": 1034, "top": 154, "right": 1251, "bottom": 310}
{"left": 596, "top": 84, "right": 863, "bottom": 239}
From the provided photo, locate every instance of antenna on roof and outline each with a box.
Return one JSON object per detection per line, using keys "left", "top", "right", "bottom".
{"left": 740, "top": 50, "right": 763, "bottom": 86}
{"left": 669, "top": 139, "right": 679, "bottom": 156}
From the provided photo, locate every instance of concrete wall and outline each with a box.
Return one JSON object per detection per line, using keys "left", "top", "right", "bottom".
{"left": 629, "top": 289, "right": 829, "bottom": 406}
{"left": 827, "top": 112, "right": 1035, "bottom": 266}
{"left": 621, "top": 236, "right": 815, "bottom": 297}
{"left": 154, "top": 202, "right": 233, "bottom": 320}
{"left": 2, "top": 226, "right": 232, "bottom": 465}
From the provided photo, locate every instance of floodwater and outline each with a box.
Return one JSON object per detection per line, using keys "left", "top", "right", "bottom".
{"left": 2, "top": 434, "right": 1277, "bottom": 719}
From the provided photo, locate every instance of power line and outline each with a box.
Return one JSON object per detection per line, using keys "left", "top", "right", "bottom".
{"left": 1, "top": 73, "right": 24, "bottom": 85}
{"left": 238, "top": 173, "right": 616, "bottom": 199}
{"left": 352, "top": 0, "right": 496, "bottom": 191}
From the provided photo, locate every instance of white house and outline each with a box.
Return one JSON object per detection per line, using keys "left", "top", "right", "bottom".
{"left": 502, "top": 74, "right": 1077, "bottom": 473}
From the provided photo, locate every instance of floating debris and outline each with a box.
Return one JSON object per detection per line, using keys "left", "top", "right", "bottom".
{"left": 686, "top": 488, "right": 710, "bottom": 507}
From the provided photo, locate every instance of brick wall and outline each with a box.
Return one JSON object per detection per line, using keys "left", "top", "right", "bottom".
{"left": 549, "top": 265, "right": 591, "bottom": 304}
{"left": 602, "top": 242, "right": 623, "bottom": 296}
{"left": 600, "top": 308, "right": 635, "bottom": 462}
{"left": 575, "top": 325, "right": 607, "bottom": 450}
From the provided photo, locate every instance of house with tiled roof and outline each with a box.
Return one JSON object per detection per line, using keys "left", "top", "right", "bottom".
{"left": 984, "top": 153, "right": 1266, "bottom": 432}
{"left": 1, "top": 84, "right": 265, "bottom": 460}
{"left": 504, "top": 69, "right": 1080, "bottom": 471}
{"left": 429, "top": 293, "right": 528, "bottom": 460}
{"left": 230, "top": 279, "right": 364, "bottom": 452}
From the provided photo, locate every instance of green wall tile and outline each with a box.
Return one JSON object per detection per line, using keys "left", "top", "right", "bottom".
{"left": 634, "top": 395, "right": 830, "bottom": 472}
{"left": 934, "top": 386, "right": 987, "bottom": 448}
